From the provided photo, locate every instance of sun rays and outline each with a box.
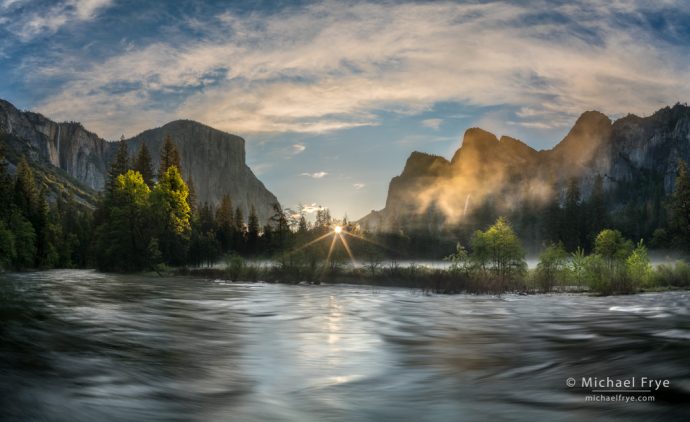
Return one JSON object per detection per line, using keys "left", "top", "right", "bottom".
{"left": 284, "top": 222, "right": 406, "bottom": 269}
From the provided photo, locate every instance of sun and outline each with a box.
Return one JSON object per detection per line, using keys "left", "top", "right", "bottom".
{"left": 334, "top": 225, "right": 343, "bottom": 234}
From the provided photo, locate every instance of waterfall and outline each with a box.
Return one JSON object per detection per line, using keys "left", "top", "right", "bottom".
{"left": 56, "top": 124, "right": 61, "bottom": 167}
{"left": 463, "top": 194, "right": 471, "bottom": 217}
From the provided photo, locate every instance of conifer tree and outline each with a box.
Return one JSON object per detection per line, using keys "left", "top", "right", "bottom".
{"left": 215, "top": 195, "right": 234, "bottom": 251}
{"left": 107, "top": 138, "right": 129, "bottom": 196}
{"left": 133, "top": 143, "right": 154, "bottom": 187}
{"left": 247, "top": 205, "right": 260, "bottom": 254}
{"left": 159, "top": 135, "right": 181, "bottom": 176}
{"left": 14, "top": 156, "right": 37, "bottom": 219}
{"left": 563, "top": 177, "right": 582, "bottom": 251}
{"left": 670, "top": 160, "right": 690, "bottom": 247}
{"left": 587, "top": 174, "right": 607, "bottom": 249}
{"left": 298, "top": 213, "right": 308, "bottom": 234}
{"left": 151, "top": 166, "right": 191, "bottom": 265}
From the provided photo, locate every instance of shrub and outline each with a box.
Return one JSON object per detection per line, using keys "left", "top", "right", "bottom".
{"left": 626, "top": 240, "right": 653, "bottom": 287}
{"left": 536, "top": 243, "right": 569, "bottom": 292}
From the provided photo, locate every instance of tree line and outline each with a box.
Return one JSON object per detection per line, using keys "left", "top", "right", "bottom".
{"left": 2, "top": 134, "right": 690, "bottom": 275}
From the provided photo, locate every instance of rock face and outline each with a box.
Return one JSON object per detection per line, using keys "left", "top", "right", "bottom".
{"left": 359, "top": 104, "right": 690, "bottom": 232}
{"left": 0, "top": 99, "right": 279, "bottom": 223}
{"left": 0, "top": 99, "right": 109, "bottom": 190}
{"left": 126, "top": 120, "right": 279, "bottom": 223}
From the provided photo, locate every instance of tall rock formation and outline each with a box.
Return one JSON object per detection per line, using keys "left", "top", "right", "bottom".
{"left": 126, "top": 120, "right": 278, "bottom": 223}
{"left": 359, "top": 104, "right": 690, "bottom": 235}
{"left": 0, "top": 99, "right": 279, "bottom": 223}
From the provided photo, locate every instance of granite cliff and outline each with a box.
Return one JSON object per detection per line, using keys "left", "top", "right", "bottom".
{"left": 359, "top": 104, "right": 690, "bottom": 234}
{"left": 0, "top": 99, "right": 279, "bottom": 223}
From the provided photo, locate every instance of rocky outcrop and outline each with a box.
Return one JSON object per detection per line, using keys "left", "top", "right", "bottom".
{"left": 359, "top": 104, "right": 690, "bottom": 232}
{"left": 0, "top": 98, "right": 279, "bottom": 223}
{"left": 0, "top": 99, "right": 109, "bottom": 190}
{"left": 126, "top": 120, "right": 279, "bottom": 223}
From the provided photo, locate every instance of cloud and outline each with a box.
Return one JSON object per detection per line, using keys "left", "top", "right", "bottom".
{"left": 301, "top": 203, "right": 327, "bottom": 214}
{"left": 422, "top": 118, "right": 443, "bottom": 130}
{"left": 301, "top": 171, "right": 328, "bottom": 179}
{"left": 353, "top": 183, "right": 365, "bottom": 190}
{"left": 3, "top": 0, "right": 113, "bottom": 41}
{"left": 22, "top": 0, "right": 690, "bottom": 139}
{"left": 291, "top": 143, "right": 306, "bottom": 154}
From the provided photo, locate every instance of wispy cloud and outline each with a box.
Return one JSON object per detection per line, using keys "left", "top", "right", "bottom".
{"left": 15, "top": 0, "right": 690, "bottom": 139}
{"left": 3, "top": 0, "right": 113, "bottom": 41}
{"left": 422, "top": 118, "right": 442, "bottom": 130}
{"left": 301, "top": 203, "right": 327, "bottom": 214}
{"left": 301, "top": 171, "right": 328, "bottom": 179}
{"left": 353, "top": 183, "right": 365, "bottom": 190}
{"left": 291, "top": 143, "right": 306, "bottom": 154}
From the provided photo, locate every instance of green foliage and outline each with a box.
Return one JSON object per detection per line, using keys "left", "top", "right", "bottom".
{"left": 133, "top": 143, "right": 154, "bottom": 187}
{"left": 444, "top": 242, "right": 469, "bottom": 274}
{"left": 594, "top": 229, "right": 633, "bottom": 268}
{"left": 626, "top": 240, "right": 653, "bottom": 287}
{"left": 158, "top": 135, "right": 181, "bottom": 177}
{"left": 536, "top": 242, "right": 568, "bottom": 292}
{"left": 652, "top": 261, "right": 690, "bottom": 288}
{"left": 669, "top": 160, "right": 690, "bottom": 248}
{"left": 0, "top": 219, "right": 16, "bottom": 269}
{"left": 568, "top": 247, "right": 587, "bottom": 288}
{"left": 247, "top": 206, "right": 260, "bottom": 253}
{"left": 95, "top": 170, "right": 152, "bottom": 271}
{"left": 582, "top": 253, "right": 611, "bottom": 294}
{"left": 470, "top": 217, "right": 526, "bottom": 283}
{"left": 224, "top": 253, "right": 245, "bottom": 282}
{"left": 150, "top": 166, "right": 191, "bottom": 266}
{"left": 107, "top": 139, "right": 129, "bottom": 195}
{"left": 8, "top": 210, "right": 36, "bottom": 270}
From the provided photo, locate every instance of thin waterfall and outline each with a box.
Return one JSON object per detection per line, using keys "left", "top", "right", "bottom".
{"left": 56, "top": 124, "right": 61, "bottom": 167}
{"left": 463, "top": 194, "right": 471, "bottom": 217}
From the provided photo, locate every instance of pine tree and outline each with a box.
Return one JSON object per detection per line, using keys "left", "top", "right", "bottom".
{"left": 587, "top": 174, "right": 607, "bottom": 249}
{"left": 159, "top": 135, "right": 181, "bottom": 176}
{"left": 0, "top": 146, "right": 12, "bottom": 222}
{"left": 95, "top": 170, "right": 152, "bottom": 271}
{"left": 133, "top": 143, "right": 154, "bottom": 187}
{"left": 247, "top": 205, "right": 260, "bottom": 254}
{"left": 563, "top": 177, "right": 582, "bottom": 251}
{"left": 107, "top": 138, "right": 129, "bottom": 196}
{"left": 215, "top": 195, "right": 234, "bottom": 251}
{"left": 670, "top": 160, "right": 690, "bottom": 248}
{"left": 151, "top": 166, "right": 191, "bottom": 265}
{"left": 14, "top": 156, "right": 37, "bottom": 218}
{"left": 298, "top": 213, "right": 308, "bottom": 234}
{"left": 234, "top": 207, "right": 244, "bottom": 231}
{"left": 234, "top": 206, "right": 246, "bottom": 253}
{"left": 270, "top": 203, "right": 289, "bottom": 248}
{"left": 186, "top": 176, "right": 198, "bottom": 216}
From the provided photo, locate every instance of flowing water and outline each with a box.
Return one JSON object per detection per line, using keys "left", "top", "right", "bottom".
{"left": 1, "top": 270, "right": 689, "bottom": 421}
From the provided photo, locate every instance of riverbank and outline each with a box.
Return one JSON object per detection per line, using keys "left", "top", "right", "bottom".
{"left": 174, "top": 258, "right": 690, "bottom": 295}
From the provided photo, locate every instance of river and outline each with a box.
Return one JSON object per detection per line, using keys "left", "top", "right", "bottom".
{"left": 1, "top": 270, "right": 688, "bottom": 421}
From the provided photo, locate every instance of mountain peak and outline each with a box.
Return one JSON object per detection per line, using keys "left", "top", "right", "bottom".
{"left": 401, "top": 151, "right": 450, "bottom": 178}
{"left": 549, "top": 110, "right": 612, "bottom": 170}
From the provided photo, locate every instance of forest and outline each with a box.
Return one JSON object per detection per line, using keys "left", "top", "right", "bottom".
{"left": 1, "top": 138, "right": 690, "bottom": 295}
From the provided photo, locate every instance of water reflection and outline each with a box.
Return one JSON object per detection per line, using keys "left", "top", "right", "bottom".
{"left": 1, "top": 270, "right": 689, "bottom": 421}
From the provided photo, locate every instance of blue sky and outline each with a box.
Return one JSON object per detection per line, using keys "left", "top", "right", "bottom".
{"left": 1, "top": 0, "right": 690, "bottom": 219}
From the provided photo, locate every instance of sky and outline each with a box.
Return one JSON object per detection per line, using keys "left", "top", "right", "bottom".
{"left": 1, "top": 0, "right": 690, "bottom": 220}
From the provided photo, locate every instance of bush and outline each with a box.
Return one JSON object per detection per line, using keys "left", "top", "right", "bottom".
{"left": 224, "top": 254, "right": 245, "bottom": 281}
{"left": 653, "top": 261, "right": 690, "bottom": 288}
{"left": 626, "top": 240, "right": 652, "bottom": 287}
{"left": 536, "top": 243, "right": 568, "bottom": 292}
